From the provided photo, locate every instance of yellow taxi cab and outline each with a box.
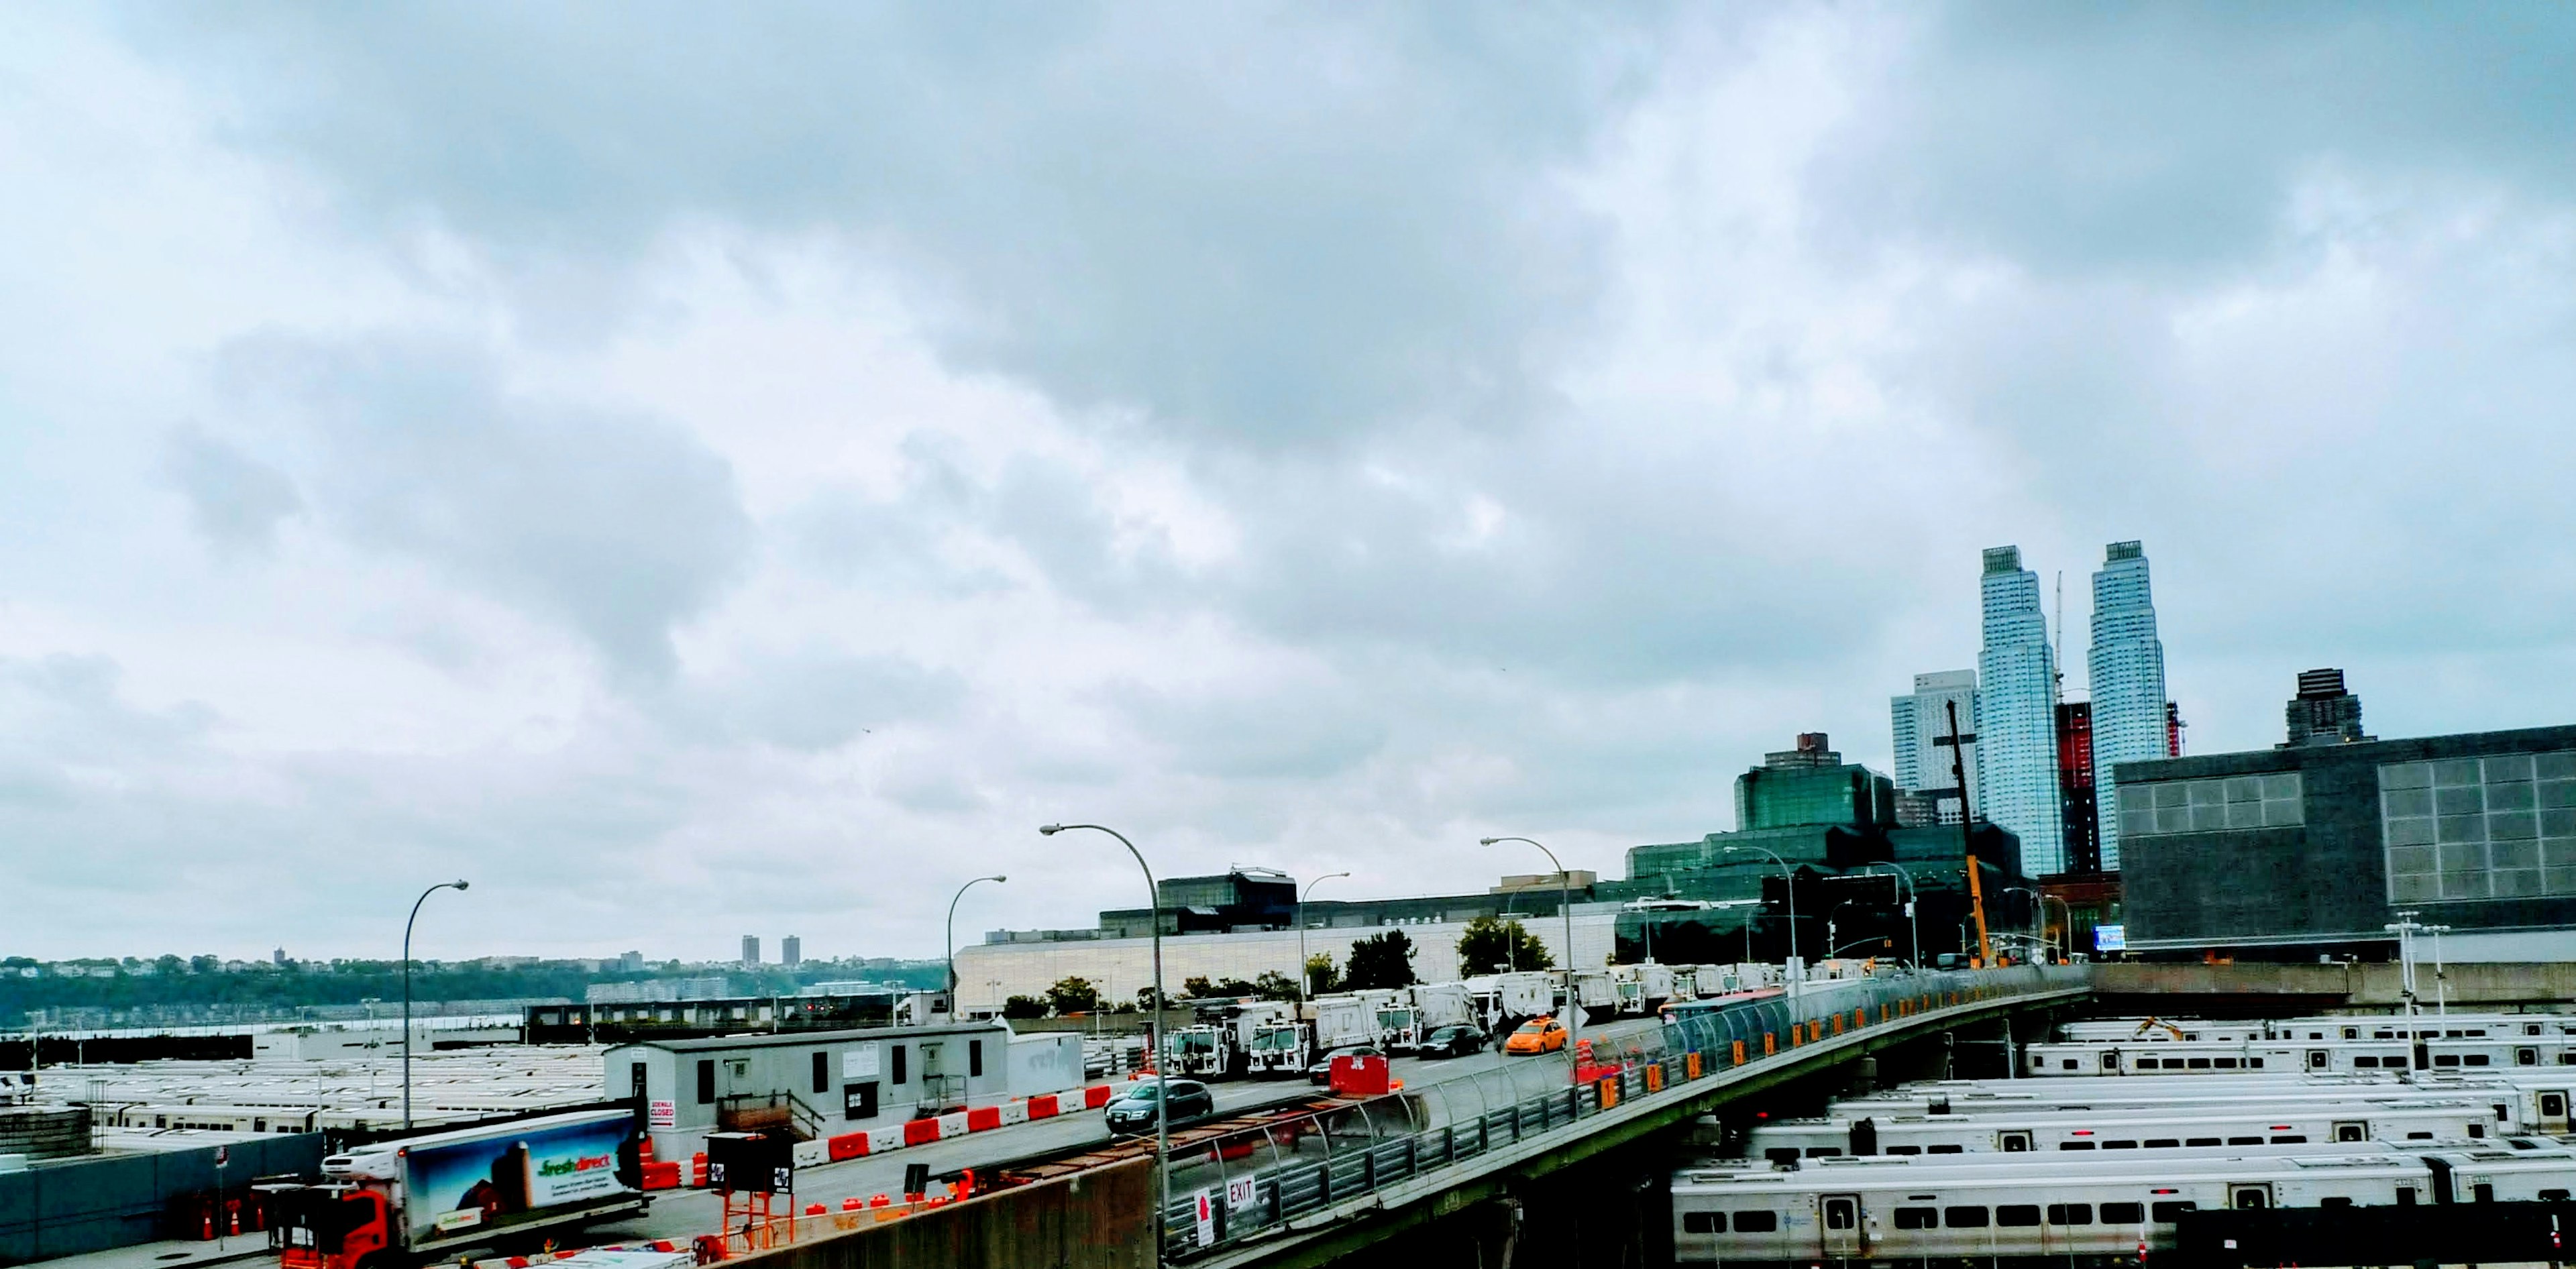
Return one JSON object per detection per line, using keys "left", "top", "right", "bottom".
{"left": 1503, "top": 1015, "right": 1568, "bottom": 1054}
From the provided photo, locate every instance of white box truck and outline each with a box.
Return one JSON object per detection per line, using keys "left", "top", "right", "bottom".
{"left": 265, "top": 1109, "right": 646, "bottom": 1269}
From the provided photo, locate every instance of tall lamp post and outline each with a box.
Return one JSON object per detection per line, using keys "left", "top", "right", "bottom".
{"left": 1862, "top": 863, "right": 1921, "bottom": 969}
{"left": 1480, "top": 837, "right": 1579, "bottom": 1052}
{"left": 1721, "top": 844, "right": 1801, "bottom": 969}
{"left": 1296, "top": 872, "right": 1350, "bottom": 1005}
{"left": 945, "top": 875, "right": 1008, "bottom": 1015}
{"left": 402, "top": 879, "right": 468, "bottom": 1129}
{"left": 1041, "top": 824, "right": 1167, "bottom": 1262}
{"left": 2000, "top": 887, "right": 2052, "bottom": 962}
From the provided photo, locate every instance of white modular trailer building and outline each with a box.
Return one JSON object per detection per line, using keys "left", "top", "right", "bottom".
{"left": 606, "top": 1022, "right": 1051, "bottom": 1162}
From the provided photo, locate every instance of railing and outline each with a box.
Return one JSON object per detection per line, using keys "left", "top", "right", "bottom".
{"left": 1155, "top": 964, "right": 2086, "bottom": 1258}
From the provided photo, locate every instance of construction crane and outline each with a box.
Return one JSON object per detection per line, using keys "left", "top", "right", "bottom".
{"left": 1942, "top": 699, "right": 1993, "bottom": 967}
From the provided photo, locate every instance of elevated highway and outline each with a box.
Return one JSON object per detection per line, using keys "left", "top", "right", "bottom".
{"left": 1177, "top": 964, "right": 2087, "bottom": 1268}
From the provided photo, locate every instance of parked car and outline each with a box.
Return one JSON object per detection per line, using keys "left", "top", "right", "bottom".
{"left": 1104, "top": 1079, "right": 1216, "bottom": 1136}
{"left": 1503, "top": 1016, "right": 1569, "bottom": 1055}
{"left": 1306, "top": 1044, "right": 1384, "bottom": 1085}
{"left": 1416, "top": 1024, "right": 1486, "bottom": 1059}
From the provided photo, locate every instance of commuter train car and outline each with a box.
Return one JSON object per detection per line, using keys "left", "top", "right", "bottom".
{"left": 1839, "top": 1070, "right": 2573, "bottom": 1138}
{"left": 2024, "top": 1034, "right": 2576, "bottom": 1078}
{"left": 2061, "top": 1014, "right": 2576, "bottom": 1044}
{"left": 1743, "top": 1099, "right": 2505, "bottom": 1162}
{"left": 1671, "top": 1138, "right": 2576, "bottom": 1264}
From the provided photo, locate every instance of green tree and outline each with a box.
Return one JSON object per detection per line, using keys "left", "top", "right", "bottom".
{"left": 1044, "top": 976, "right": 1101, "bottom": 1015}
{"left": 1001, "top": 995, "right": 1049, "bottom": 1020}
{"left": 1342, "top": 931, "right": 1417, "bottom": 991}
{"left": 1250, "top": 971, "right": 1299, "bottom": 1001}
{"left": 1183, "top": 975, "right": 1217, "bottom": 998}
{"left": 1456, "top": 916, "right": 1554, "bottom": 976}
{"left": 1303, "top": 953, "right": 1340, "bottom": 995}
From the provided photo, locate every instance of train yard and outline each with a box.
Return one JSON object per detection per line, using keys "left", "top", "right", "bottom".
{"left": 1683, "top": 1008, "right": 2576, "bottom": 1266}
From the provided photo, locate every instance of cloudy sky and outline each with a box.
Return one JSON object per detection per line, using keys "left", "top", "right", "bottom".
{"left": 5, "top": 3, "right": 2572, "bottom": 962}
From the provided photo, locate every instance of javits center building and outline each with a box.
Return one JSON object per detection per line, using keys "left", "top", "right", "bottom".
{"left": 2117, "top": 723, "right": 2576, "bottom": 960}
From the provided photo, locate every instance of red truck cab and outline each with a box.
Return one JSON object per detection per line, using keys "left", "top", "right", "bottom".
{"left": 268, "top": 1184, "right": 390, "bottom": 1269}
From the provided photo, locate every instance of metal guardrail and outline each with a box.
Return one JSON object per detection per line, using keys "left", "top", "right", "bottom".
{"left": 1155, "top": 964, "right": 2087, "bottom": 1258}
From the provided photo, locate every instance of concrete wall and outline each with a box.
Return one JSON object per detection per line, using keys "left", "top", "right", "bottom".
{"left": 731, "top": 1158, "right": 1152, "bottom": 1269}
{"left": 2091, "top": 960, "right": 2576, "bottom": 1007}
{"left": 955, "top": 912, "right": 1621, "bottom": 1009}
{"left": 1006, "top": 1034, "right": 1081, "bottom": 1095}
{"left": 0, "top": 1134, "right": 326, "bottom": 1265}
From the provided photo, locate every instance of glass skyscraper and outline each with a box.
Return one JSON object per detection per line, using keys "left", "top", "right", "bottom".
{"left": 2088, "top": 540, "right": 2169, "bottom": 871}
{"left": 1978, "top": 546, "right": 2065, "bottom": 874}
{"left": 1890, "top": 669, "right": 1979, "bottom": 824}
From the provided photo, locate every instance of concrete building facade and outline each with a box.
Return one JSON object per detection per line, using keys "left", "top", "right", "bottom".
{"left": 2117, "top": 724, "right": 2576, "bottom": 958}
{"left": 955, "top": 912, "right": 1621, "bottom": 1011}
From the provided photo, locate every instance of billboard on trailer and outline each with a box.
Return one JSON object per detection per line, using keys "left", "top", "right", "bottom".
{"left": 400, "top": 1109, "right": 637, "bottom": 1244}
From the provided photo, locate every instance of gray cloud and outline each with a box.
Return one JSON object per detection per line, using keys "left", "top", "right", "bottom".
{"left": 164, "top": 426, "right": 303, "bottom": 556}
{"left": 217, "top": 335, "right": 755, "bottom": 678}
{"left": 123, "top": 3, "right": 1660, "bottom": 446}
{"left": 4, "top": 4, "right": 2573, "bottom": 959}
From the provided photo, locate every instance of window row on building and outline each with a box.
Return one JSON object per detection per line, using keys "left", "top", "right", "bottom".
{"left": 2119, "top": 773, "right": 2304, "bottom": 838}
{"left": 2381, "top": 752, "right": 2576, "bottom": 902}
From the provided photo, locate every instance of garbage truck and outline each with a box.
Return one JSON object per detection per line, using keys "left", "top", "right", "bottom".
{"left": 264, "top": 1108, "right": 645, "bottom": 1269}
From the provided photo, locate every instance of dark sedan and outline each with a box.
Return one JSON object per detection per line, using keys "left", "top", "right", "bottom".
{"left": 1306, "top": 1044, "right": 1384, "bottom": 1085}
{"left": 1415, "top": 1024, "right": 1487, "bottom": 1059}
{"left": 1104, "top": 1079, "right": 1216, "bottom": 1136}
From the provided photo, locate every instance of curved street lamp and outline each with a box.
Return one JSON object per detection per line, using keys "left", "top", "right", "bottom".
{"left": 1861, "top": 863, "right": 1922, "bottom": 970}
{"left": 402, "top": 879, "right": 469, "bottom": 1129}
{"left": 1296, "top": 872, "right": 1350, "bottom": 1005}
{"left": 1040, "top": 824, "right": 1167, "bottom": 1262}
{"left": 945, "top": 875, "right": 1008, "bottom": 1013}
{"left": 1480, "top": 837, "right": 1579, "bottom": 1052}
{"left": 1721, "top": 844, "right": 1802, "bottom": 968}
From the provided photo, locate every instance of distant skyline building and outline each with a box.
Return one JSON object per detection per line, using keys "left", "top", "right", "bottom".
{"left": 2088, "top": 540, "right": 2171, "bottom": 871}
{"left": 2284, "top": 668, "right": 2371, "bottom": 747}
{"left": 1735, "top": 732, "right": 1896, "bottom": 831}
{"left": 740, "top": 934, "right": 760, "bottom": 966}
{"left": 781, "top": 935, "right": 802, "bottom": 969}
{"left": 1979, "top": 545, "right": 2065, "bottom": 873}
{"left": 1890, "top": 669, "right": 1980, "bottom": 826}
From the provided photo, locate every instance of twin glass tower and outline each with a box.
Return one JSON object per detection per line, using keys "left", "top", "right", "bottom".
{"left": 1899, "top": 541, "right": 2169, "bottom": 876}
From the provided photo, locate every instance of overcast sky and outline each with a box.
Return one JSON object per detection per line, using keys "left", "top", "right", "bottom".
{"left": 5, "top": 4, "right": 2572, "bottom": 963}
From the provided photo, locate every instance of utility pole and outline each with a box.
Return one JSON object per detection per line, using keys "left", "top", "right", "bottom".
{"left": 1942, "top": 700, "right": 1992, "bottom": 966}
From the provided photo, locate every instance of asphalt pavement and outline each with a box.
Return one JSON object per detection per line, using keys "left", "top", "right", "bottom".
{"left": 590, "top": 1015, "right": 1664, "bottom": 1246}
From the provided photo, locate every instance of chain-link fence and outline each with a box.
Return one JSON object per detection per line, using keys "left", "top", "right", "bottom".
{"left": 1155, "top": 964, "right": 2086, "bottom": 1256}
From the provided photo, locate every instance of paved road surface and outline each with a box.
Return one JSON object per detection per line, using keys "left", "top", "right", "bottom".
{"left": 590, "top": 1015, "right": 1663, "bottom": 1246}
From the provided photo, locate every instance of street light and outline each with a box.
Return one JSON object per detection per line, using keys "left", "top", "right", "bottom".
{"left": 1297, "top": 872, "right": 1351, "bottom": 1005}
{"left": 402, "top": 879, "right": 469, "bottom": 1129}
{"left": 945, "top": 875, "right": 1008, "bottom": 1015}
{"left": 1721, "top": 844, "right": 1802, "bottom": 969}
{"left": 1861, "top": 863, "right": 1921, "bottom": 970}
{"left": 1827, "top": 900, "right": 1867, "bottom": 960}
{"left": 1041, "top": 824, "right": 1167, "bottom": 1262}
{"left": 2000, "top": 887, "right": 2049, "bottom": 963}
{"left": 1481, "top": 837, "right": 1580, "bottom": 1052}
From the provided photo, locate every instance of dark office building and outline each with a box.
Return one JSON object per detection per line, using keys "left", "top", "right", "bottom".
{"left": 2057, "top": 702, "right": 2099, "bottom": 874}
{"left": 2286, "top": 667, "right": 2371, "bottom": 747}
{"left": 1099, "top": 868, "right": 1299, "bottom": 936}
{"left": 2116, "top": 723, "right": 2576, "bottom": 958}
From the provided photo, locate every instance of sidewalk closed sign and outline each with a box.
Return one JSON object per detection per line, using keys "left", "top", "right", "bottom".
{"left": 1192, "top": 1189, "right": 1216, "bottom": 1247}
